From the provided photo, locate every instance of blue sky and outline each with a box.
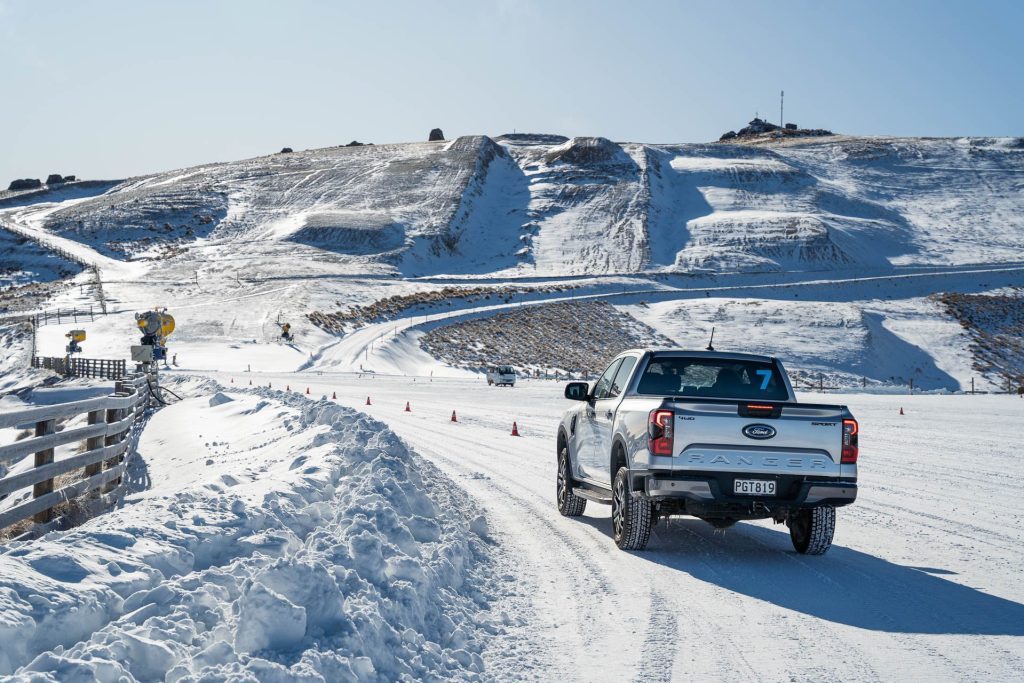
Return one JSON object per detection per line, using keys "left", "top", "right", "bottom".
{"left": 1, "top": 0, "right": 1021, "bottom": 182}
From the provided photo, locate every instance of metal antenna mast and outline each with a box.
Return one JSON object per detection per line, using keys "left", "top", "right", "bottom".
{"left": 780, "top": 90, "right": 784, "bottom": 128}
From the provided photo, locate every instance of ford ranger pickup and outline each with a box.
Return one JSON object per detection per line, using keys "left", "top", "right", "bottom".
{"left": 556, "top": 349, "right": 858, "bottom": 553}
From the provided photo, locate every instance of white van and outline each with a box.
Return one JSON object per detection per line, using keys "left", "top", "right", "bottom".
{"left": 486, "top": 365, "right": 517, "bottom": 387}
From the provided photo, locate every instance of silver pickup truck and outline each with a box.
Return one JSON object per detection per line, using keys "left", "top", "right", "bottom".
{"left": 556, "top": 349, "right": 858, "bottom": 554}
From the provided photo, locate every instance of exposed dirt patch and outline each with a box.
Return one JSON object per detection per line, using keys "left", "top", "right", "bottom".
{"left": 937, "top": 291, "right": 1024, "bottom": 390}
{"left": 420, "top": 300, "right": 674, "bottom": 376}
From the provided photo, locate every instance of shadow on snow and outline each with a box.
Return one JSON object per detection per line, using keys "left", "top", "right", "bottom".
{"left": 574, "top": 514, "right": 1024, "bottom": 636}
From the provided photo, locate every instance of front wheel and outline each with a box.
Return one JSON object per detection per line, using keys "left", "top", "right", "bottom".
{"left": 789, "top": 506, "right": 836, "bottom": 555}
{"left": 612, "top": 467, "right": 652, "bottom": 550}
{"left": 557, "top": 448, "right": 587, "bottom": 517}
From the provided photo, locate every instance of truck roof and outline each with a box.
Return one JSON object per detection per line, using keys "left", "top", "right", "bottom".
{"left": 623, "top": 348, "right": 778, "bottom": 364}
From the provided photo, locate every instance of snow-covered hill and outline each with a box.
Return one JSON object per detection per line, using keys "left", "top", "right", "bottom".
{"left": 2, "top": 133, "right": 1022, "bottom": 390}
{"left": 6, "top": 134, "right": 1023, "bottom": 278}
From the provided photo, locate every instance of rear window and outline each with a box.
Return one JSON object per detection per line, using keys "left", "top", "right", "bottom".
{"left": 636, "top": 357, "right": 788, "bottom": 400}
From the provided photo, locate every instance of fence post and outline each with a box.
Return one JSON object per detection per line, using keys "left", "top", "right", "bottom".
{"left": 84, "top": 409, "right": 105, "bottom": 487}
{"left": 32, "top": 419, "right": 57, "bottom": 523}
{"left": 102, "top": 382, "right": 127, "bottom": 494}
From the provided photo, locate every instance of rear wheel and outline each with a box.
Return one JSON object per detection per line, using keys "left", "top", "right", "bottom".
{"left": 612, "top": 467, "right": 652, "bottom": 550}
{"left": 789, "top": 506, "right": 835, "bottom": 555}
{"left": 557, "top": 447, "right": 587, "bottom": 517}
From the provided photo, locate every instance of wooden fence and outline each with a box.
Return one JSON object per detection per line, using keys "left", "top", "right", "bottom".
{"left": 0, "top": 215, "right": 109, "bottom": 317}
{"left": 0, "top": 370, "right": 155, "bottom": 535}
{"left": 32, "top": 356, "right": 126, "bottom": 380}
{"left": 32, "top": 306, "right": 103, "bottom": 327}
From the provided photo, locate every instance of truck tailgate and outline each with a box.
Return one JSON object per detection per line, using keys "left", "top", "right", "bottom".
{"left": 669, "top": 400, "right": 846, "bottom": 477}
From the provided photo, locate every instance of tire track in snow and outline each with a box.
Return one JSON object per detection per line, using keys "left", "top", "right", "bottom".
{"left": 632, "top": 585, "right": 678, "bottom": 683}
{"left": 365, "top": 413, "right": 648, "bottom": 679}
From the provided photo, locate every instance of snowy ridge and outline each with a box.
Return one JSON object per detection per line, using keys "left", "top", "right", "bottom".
{"left": 2, "top": 135, "right": 1018, "bottom": 279}
{"left": 0, "top": 383, "right": 504, "bottom": 680}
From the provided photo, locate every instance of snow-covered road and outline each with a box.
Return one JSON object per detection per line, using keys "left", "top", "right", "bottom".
{"left": 197, "top": 371, "right": 1024, "bottom": 681}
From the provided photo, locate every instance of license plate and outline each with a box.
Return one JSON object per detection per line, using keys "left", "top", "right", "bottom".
{"left": 734, "top": 479, "right": 776, "bottom": 496}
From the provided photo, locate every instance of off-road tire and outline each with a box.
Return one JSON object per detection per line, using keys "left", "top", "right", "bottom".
{"left": 557, "top": 447, "right": 587, "bottom": 517}
{"left": 789, "top": 506, "right": 835, "bottom": 555}
{"left": 612, "top": 467, "right": 652, "bottom": 550}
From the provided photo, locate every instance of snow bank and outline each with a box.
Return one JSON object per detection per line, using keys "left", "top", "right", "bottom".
{"left": 0, "top": 384, "right": 500, "bottom": 681}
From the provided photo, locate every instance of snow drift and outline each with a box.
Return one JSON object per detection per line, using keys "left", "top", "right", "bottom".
{"left": 0, "top": 384, "right": 501, "bottom": 681}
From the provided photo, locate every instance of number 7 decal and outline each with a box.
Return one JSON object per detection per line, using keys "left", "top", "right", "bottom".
{"left": 756, "top": 369, "right": 772, "bottom": 390}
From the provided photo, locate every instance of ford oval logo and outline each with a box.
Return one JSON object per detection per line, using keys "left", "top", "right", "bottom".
{"left": 743, "top": 423, "right": 776, "bottom": 440}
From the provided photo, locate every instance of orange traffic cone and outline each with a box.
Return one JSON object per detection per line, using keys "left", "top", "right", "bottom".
{"left": 332, "top": 391, "right": 337, "bottom": 399}
{"left": 404, "top": 401, "right": 411, "bottom": 412}
{"left": 269, "top": 382, "right": 272, "bottom": 388}
{"left": 287, "top": 385, "right": 290, "bottom": 391}
{"left": 306, "top": 387, "right": 310, "bottom": 395}
{"left": 899, "top": 407, "right": 905, "bottom": 415}
{"left": 366, "top": 396, "right": 372, "bottom": 405}
{"left": 451, "top": 410, "right": 458, "bottom": 422}
{"left": 249, "top": 379, "right": 252, "bottom": 385}
{"left": 230, "top": 378, "right": 234, "bottom": 384}
{"left": 511, "top": 421, "right": 520, "bottom": 436}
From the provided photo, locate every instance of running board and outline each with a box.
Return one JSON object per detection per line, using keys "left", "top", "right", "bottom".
{"left": 572, "top": 486, "right": 613, "bottom": 505}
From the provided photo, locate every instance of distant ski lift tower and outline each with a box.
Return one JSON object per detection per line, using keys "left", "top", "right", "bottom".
{"left": 780, "top": 90, "right": 784, "bottom": 128}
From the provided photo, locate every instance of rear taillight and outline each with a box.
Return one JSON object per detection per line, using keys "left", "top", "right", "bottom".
{"left": 648, "top": 409, "right": 674, "bottom": 456}
{"left": 841, "top": 418, "right": 859, "bottom": 463}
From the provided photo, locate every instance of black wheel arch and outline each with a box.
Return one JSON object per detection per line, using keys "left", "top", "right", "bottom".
{"left": 610, "top": 436, "right": 628, "bottom": 485}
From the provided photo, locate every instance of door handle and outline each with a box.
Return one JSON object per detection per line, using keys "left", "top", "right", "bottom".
{"left": 586, "top": 407, "right": 596, "bottom": 418}
{"left": 605, "top": 410, "right": 613, "bottom": 419}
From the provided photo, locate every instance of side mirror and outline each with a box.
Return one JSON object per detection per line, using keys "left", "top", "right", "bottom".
{"left": 564, "top": 382, "right": 590, "bottom": 401}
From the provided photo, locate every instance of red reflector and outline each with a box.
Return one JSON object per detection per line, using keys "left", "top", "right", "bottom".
{"left": 747, "top": 404, "right": 774, "bottom": 411}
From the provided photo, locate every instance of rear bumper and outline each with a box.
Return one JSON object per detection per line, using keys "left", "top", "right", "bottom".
{"left": 640, "top": 470, "right": 857, "bottom": 509}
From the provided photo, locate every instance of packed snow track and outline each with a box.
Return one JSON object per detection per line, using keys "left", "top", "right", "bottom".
{"left": 198, "top": 372, "right": 1024, "bottom": 681}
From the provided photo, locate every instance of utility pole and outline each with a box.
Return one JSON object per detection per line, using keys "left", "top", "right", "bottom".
{"left": 780, "top": 90, "right": 784, "bottom": 128}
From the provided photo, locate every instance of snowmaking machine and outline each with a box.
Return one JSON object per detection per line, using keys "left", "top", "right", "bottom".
{"left": 65, "top": 329, "right": 86, "bottom": 355}
{"left": 132, "top": 308, "right": 175, "bottom": 363}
